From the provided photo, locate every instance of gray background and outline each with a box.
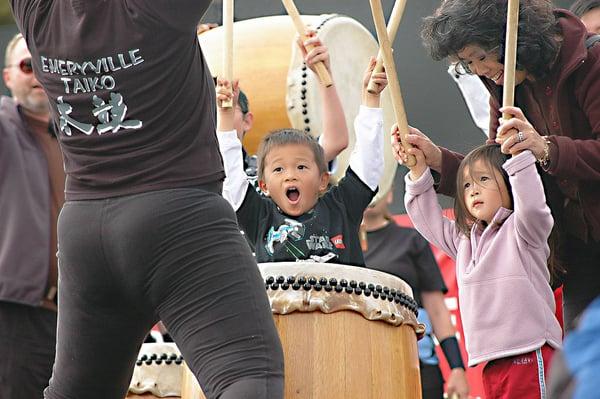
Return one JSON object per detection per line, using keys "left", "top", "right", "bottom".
{"left": 0, "top": 0, "right": 574, "bottom": 213}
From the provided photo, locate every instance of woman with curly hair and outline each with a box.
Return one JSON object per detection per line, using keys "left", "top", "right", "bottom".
{"left": 394, "top": 0, "right": 600, "bottom": 334}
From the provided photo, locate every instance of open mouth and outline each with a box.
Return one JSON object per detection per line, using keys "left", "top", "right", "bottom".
{"left": 286, "top": 187, "right": 300, "bottom": 203}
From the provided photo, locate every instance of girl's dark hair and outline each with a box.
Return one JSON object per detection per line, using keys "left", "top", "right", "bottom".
{"left": 256, "top": 129, "right": 327, "bottom": 182}
{"left": 454, "top": 144, "right": 512, "bottom": 237}
{"left": 421, "top": 0, "right": 561, "bottom": 80}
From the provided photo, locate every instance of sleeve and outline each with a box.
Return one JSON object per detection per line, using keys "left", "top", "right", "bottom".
{"left": 503, "top": 150, "right": 554, "bottom": 247}
{"left": 349, "top": 105, "right": 384, "bottom": 191}
{"left": 412, "top": 232, "right": 448, "bottom": 294}
{"left": 126, "top": 0, "right": 212, "bottom": 31}
{"left": 404, "top": 169, "right": 461, "bottom": 260}
{"left": 329, "top": 168, "right": 376, "bottom": 226}
{"left": 435, "top": 147, "right": 464, "bottom": 197}
{"left": 546, "top": 47, "right": 600, "bottom": 181}
{"left": 217, "top": 130, "right": 249, "bottom": 211}
{"left": 447, "top": 66, "right": 491, "bottom": 136}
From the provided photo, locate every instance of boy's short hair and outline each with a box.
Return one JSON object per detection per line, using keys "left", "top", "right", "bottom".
{"left": 256, "top": 129, "right": 327, "bottom": 181}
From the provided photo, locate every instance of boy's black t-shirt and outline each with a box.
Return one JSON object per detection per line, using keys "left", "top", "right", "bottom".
{"left": 11, "top": 0, "right": 224, "bottom": 200}
{"left": 238, "top": 169, "right": 375, "bottom": 266}
{"left": 363, "top": 222, "right": 447, "bottom": 306}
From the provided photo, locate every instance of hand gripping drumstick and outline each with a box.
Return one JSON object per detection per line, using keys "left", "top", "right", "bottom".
{"left": 367, "top": 0, "right": 407, "bottom": 94}
{"left": 502, "top": 0, "right": 519, "bottom": 121}
{"left": 221, "top": 0, "right": 234, "bottom": 108}
{"left": 281, "top": 0, "right": 333, "bottom": 87}
{"left": 369, "top": 0, "right": 416, "bottom": 167}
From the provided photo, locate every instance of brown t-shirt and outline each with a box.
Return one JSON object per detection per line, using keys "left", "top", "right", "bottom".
{"left": 11, "top": 0, "right": 223, "bottom": 200}
{"left": 22, "top": 110, "right": 63, "bottom": 295}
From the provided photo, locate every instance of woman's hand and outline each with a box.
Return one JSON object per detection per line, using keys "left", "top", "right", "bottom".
{"left": 391, "top": 124, "right": 429, "bottom": 180}
{"left": 496, "top": 106, "right": 547, "bottom": 159}
{"left": 391, "top": 125, "right": 443, "bottom": 172}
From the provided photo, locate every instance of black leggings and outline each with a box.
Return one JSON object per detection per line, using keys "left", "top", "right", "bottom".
{"left": 45, "top": 187, "right": 284, "bottom": 399}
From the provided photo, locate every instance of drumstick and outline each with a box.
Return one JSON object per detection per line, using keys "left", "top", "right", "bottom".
{"left": 367, "top": 0, "right": 407, "bottom": 94}
{"left": 222, "top": 0, "right": 234, "bottom": 108}
{"left": 369, "top": 0, "right": 416, "bottom": 167}
{"left": 281, "top": 0, "right": 333, "bottom": 87}
{"left": 501, "top": 0, "right": 519, "bottom": 121}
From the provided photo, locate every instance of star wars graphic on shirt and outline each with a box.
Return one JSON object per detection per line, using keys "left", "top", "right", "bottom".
{"left": 264, "top": 217, "right": 344, "bottom": 263}
{"left": 238, "top": 168, "right": 375, "bottom": 266}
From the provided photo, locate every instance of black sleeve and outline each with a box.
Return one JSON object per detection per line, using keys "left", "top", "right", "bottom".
{"left": 127, "top": 0, "right": 213, "bottom": 32}
{"left": 328, "top": 168, "right": 376, "bottom": 226}
{"left": 412, "top": 231, "right": 448, "bottom": 294}
{"left": 236, "top": 183, "right": 273, "bottom": 246}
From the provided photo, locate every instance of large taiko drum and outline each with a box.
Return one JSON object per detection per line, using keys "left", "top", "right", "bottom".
{"left": 181, "top": 262, "right": 425, "bottom": 399}
{"left": 198, "top": 15, "right": 398, "bottom": 204}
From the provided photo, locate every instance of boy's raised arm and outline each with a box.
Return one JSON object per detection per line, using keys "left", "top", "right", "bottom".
{"left": 216, "top": 79, "right": 249, "bottom": 211}
{"left": 349, "top": 58, "right": 388, "bottom": 191}
{"left": 297, "top": 32, "right": 348, "bottom": 163}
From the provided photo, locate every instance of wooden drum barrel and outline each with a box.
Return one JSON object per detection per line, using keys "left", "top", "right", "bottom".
{"left": 182, "top": 262, "right": 425, "bottom": 399}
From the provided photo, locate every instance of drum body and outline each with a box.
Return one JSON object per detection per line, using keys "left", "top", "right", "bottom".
{"left": 182, "top": 262, "right": 424, "bottom": 399}
{"left": 198, "top": 15, "right": 397, "bottom": 204}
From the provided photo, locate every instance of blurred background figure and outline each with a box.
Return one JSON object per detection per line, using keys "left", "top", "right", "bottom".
{"left": 0, "top": 33, "right": 62, "bottom": 399}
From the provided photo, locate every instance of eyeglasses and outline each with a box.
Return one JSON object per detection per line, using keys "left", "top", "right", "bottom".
{"left": 454, "top": 45, "right": 500, "bottom": 75}
{"left": 7, "top": 57, "right": 33, "bottom": 74}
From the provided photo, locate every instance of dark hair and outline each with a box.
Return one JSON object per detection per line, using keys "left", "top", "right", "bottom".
{"left": 238, "top": 89, "right": 249, "bottom": 115}
{"left": 421, "top": 0, "right": 561, "bottom": 80}
{"left": 570, "top": 0, "right": 600, "bottom": 17}
{"left": 256, "top": 129, "right": 327, "bottom": 181}
{"left": 454, "top": 144, "right": 512, "bottom": 237}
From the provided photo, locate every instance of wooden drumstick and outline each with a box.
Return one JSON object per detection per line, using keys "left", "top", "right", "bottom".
{"left": 369, "top": 0, "right": 416, "bottom": 167}
{"left": 502, "top": 0, "right": 519, "bottom": 121}
{"left": 367, "top": 0, "right": 407, "bottom": 94}
{"left": 222, "top": 0, "right": 234, "bottom": 108}
{"left": 281, "top": 0, "right": 333, "bottom": 87}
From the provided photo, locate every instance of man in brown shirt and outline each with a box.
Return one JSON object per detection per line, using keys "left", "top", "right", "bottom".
{"left": 0, "top": 33, "right": 62, "bottom": 399}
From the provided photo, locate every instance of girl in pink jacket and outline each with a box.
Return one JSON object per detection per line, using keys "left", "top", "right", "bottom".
{"left": 400, "top": 140, "right": 562, "bottom": 399}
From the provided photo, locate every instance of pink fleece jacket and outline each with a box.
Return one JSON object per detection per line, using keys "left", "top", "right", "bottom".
{"left": 404, "top": 151, "right": 562, "bottom": 366}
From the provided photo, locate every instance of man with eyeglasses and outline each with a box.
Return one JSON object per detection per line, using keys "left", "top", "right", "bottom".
{"left": 0, "top": 33, "right": 62, "bottom": 399}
